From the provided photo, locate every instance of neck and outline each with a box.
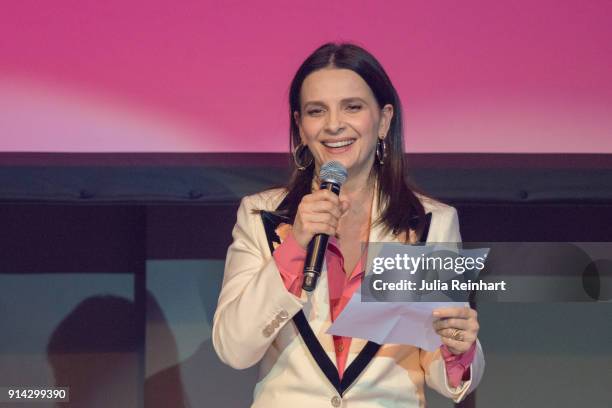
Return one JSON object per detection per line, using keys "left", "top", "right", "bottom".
{"left": 344, "top": 161, "right": 376, "bottom": 192}
{"left": 340, "top": 172, "right": 376, "bottom": 221}
{"left": 342, "top": 174, "right": 374, "bottom": 197}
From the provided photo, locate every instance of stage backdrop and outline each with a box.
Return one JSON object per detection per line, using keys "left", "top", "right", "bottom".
{"left": 1, "top": 0, "right": 611, "bottom": 153}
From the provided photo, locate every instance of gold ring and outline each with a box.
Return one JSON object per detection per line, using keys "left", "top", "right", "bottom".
{"left": 450, "top": 329, "right": 464, "bottom": 342}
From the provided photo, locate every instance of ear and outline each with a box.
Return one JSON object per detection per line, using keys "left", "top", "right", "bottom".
{"left": 378, "top": 104, "right": 394, "bottom": 139}
{"left": 293, "top": 110, "right": 305, "bottom": 144}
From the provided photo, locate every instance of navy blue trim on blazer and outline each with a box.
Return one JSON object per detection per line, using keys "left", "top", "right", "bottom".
{"left": 260, "top": 200, "right": 431, "bottom": 396}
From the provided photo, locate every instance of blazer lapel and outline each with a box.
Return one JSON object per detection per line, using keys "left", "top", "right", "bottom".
{"left": 258, "top": 189, "right": 433, "bottom": 397}
{"left": 259, "top": 195, "right": 291, "bottom": 255}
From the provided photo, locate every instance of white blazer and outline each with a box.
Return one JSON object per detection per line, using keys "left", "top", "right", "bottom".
{"left": 213, "top": 188, "right": 484, "bottom": 407}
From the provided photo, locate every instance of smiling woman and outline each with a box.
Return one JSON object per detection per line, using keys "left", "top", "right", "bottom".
{"left": 212, "top": 43, "right": 485, "bottom": 407}
{"left": 295, "top": 68, "right": 393, "bottom": 192}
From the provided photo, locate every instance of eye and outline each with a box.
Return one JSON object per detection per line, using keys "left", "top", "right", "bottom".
{"left": 306, "top": 108, "right": 324, "bottom": 116}
{"left": 347, "top": 104, "right": 362, "bottom": 112}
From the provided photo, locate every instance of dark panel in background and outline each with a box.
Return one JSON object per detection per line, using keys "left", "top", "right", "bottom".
{"left": 146, "top": 204, "right": 238, "bottom": 260}
{"left": 456, "top": 203, "right": 612, "bottom": 242}
{"left": 0, "top": 204, "right": 145, "bottom": 273}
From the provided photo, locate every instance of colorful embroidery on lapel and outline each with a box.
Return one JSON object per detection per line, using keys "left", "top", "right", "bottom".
{"left": 273, "top": 223, "right": 292, "bottom": 250}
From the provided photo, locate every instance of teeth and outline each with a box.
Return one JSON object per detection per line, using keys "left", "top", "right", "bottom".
{"left": 323, "top": 139, "right": 355, "bottom": 148}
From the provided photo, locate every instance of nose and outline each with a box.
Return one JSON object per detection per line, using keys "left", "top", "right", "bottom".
{"left": 324, "top": 109, "right": 345, "bottom": 135}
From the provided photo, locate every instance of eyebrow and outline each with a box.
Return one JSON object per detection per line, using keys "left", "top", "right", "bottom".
{"left": 303, "top": 97, "right": 367, "bottom": 108}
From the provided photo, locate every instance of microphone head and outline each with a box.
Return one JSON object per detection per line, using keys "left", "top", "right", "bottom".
{"left": 319, "top": 161, "right": 347, "bottom": 186}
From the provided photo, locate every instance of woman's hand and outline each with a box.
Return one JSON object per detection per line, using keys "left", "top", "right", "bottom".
{"left": 292, "top": 189, "right": 350, "bottom": 250}
{"left": 432, "top": 306, "right": 479, "bottom": 355}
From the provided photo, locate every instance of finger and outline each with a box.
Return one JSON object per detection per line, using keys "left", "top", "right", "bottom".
{"left": 433, "top": 318, "right": 470, "bottom": 331}
{"left": 432, "top": 306, "right": 473, "bottom": 319}
{"left": 312, "top": 189, "right": 341, "bottom": 205}
{"left": 440, "top": 336, "right": 470, "bottom": 354}
{"left": 307, "top": 200, "right": 342, "bottom": 219}
{"left": 437, "top": 327, "right": 479, "bottom": 345}
{"left": 435, "top": 326, "right": 476, "bottom": 339}
{"left": 302, "top": 221, "right": 337, "bottom": 237}
{"left": 436, "top": 328, "right": 476, "bottom": 343}
{"left": 301, "top": 190, "right": 339, "bottom": 207}
{"left": 302, "top": 195, "right": 341, "bottom": 216}
{"left": 437, "top": 328, "right": 460, "bottom": 339}
{"left": 303, "top": 212, "right": 339, "bottom": 229}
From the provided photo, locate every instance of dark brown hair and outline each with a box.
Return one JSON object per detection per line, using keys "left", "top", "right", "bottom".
{"left": 277, "top": 42, "right": 426, "bottom": 240}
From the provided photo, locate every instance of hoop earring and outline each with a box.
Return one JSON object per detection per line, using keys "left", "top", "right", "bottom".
{"left": 293, "top": 143, "right": 313, "bottom": 171}
{"left": 376, "top": 138, "right": 387, "bottom": 165}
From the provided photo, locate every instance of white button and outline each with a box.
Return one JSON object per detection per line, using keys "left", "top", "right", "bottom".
{"left": 278, "top": 310, "right": 289, "bottom": 320}
{"left": 331, "top": 395, "right": 342, "bottom": 407}
{"left": 271, "top": 317, "right": 280, "bottom": 328}
{"left": 262, "top": 325, "right": 273, "bottom": 337}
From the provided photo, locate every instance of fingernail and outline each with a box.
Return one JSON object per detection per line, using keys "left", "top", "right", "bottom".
{"left": 432, "top": 311, "right": 440, "bottom": 317}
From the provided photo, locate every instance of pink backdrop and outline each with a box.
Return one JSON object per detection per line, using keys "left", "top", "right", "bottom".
{"left": 1, "top": 1, "right": 611, "bottom": 153}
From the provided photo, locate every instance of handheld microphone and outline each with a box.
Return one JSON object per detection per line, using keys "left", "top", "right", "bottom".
{"left": 302, "top": 161, "right": 348, "bottom": 292}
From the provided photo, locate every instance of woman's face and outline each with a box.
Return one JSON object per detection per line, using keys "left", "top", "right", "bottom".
{"left": 295, "top": 67, "right": 393, "bottom": 180}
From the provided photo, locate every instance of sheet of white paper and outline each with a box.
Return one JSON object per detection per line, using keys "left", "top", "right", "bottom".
{"left": 327, "top": 291, "right": 467, "bottom": 351}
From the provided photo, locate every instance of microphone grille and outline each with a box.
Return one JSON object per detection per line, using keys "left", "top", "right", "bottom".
{"left": 319, "top": 161, "right": 347, "bottom": 186}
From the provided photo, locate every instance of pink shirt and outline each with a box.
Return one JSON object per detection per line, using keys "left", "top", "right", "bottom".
{"left": 273, "top": 231, "right": 475, "bottom": 387}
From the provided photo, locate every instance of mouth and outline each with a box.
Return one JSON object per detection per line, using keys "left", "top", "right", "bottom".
{"left": 321, "top": 139, "right": 356, "bottom": 148}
